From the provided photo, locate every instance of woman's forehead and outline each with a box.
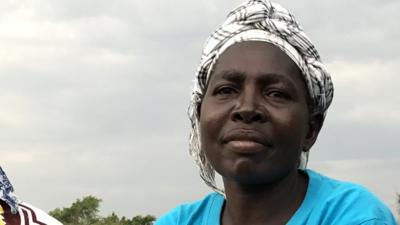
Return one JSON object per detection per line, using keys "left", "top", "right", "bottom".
{"left": 209, "top": 41, "right": 303, "bottom": 85}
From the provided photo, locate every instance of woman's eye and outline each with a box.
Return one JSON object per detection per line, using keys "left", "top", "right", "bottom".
{"left": 215, "top": 86, "right": 237, "bottom": 96}
{"left": 267, "top": 90, "right": 290, "bottom": 99}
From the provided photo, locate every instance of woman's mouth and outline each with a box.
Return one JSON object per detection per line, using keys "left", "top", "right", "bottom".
{"left": 225, "top": 140, "right": 266, "bottom": 154}
{"left": 223, "top": 128, "right": 272, "bottom": 154}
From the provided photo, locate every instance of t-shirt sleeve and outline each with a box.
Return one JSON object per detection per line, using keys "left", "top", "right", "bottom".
{"left": 154, "top": 207, "right": 180, "bottom": 225}
{"left": 154, "top": 214, "right": 176, "bottom": 225}
{"left": 154, "top": 193, "right": 223, "bottom": 225}
{"left": 358, "top": 218, "right": 398, "bottom": 225}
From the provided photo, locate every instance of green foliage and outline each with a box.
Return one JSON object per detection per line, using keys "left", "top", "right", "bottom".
{"left": 49, "top": 196, "right": 156, "bottom": 225}
{"left": 92, "top": 214, "right": 156, "bottom": 225}
{"left": 397, "top": 193, "right": 400, "bottom": 215}
{"left": 49, "top": 196, "right": 101, "bottom": 225}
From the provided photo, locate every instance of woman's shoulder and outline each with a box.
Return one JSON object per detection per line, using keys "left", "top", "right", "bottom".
{"left": 300, "top": 169, "right": 397, "bottom": 224}
{"left": 154, "top": 192, "right": 224, "bottom": 225}
{"left": 306, "top": 169, "right": 389, "bottom": 205}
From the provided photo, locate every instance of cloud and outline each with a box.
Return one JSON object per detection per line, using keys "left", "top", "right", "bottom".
{"left": 327, "top": 59, "right": 400, "bottom": 125}
{"left": 276, "top": 0, "right": 400, "bottom": 61}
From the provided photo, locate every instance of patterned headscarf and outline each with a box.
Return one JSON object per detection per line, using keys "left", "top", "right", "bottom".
{"left": 0, "top": 167, "right": 19, "bottom": 214}
{"left": 188, "top": 0, "right": 334, "bottom": 194}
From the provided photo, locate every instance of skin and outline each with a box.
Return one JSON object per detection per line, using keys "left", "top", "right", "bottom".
{"left": 199, "top": 41, "right": 323, "bottom": 225}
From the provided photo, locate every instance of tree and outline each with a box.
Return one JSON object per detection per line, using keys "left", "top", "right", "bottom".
{"left": 49, "top": 196, "right": 156, "bottom": 225}
{"left": 50, "top": 196, "right": 101, "bottom": 225}
{"left": 397, "top": 193, "right": 400, "bottom": 216}
{"left": 91, "top": 214, "right": 155, "bottom": 225}
{"left": 130, "top": 215, "right": 156, "bottom": 225}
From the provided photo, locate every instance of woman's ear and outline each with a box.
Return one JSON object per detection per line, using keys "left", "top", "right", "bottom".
{"left": 303, "top": 112, "right": 324, "bottom": 152}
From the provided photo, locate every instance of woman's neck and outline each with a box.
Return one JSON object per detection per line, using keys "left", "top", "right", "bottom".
{"left": 221, "top": 170, "right": 308, "bottom": 225}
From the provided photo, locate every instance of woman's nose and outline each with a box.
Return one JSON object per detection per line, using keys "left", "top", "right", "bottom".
{"left": 230, "top": 90, "right": 267, "bottom": 123}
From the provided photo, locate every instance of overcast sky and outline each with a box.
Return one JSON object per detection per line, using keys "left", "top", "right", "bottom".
{"left": 0, "top": 0, "right": 399, "bottom": 220}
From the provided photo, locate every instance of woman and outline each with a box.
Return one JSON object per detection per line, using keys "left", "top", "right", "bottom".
{"left": 156, "top": 0, "right": 397, "bottom": 224}
{"left": 0, "top": 167, "right": 63, "bottom": 225}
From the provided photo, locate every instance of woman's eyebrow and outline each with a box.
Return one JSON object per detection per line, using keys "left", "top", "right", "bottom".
{"left": 216, "top": 70, "right": 295, "bottom": 87}
{"left": 257, "top": 73, "right": 294, "bottom": 87}
{"left": 217, "top": 70, "right": 246, "bottom": 83}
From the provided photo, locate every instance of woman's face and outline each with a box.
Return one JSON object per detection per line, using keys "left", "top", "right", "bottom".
{"left": 199, "top": 41, "right": 320, "bottom": 185}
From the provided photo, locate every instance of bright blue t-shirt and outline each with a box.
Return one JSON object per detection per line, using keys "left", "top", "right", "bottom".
{"left": 155, "top": 170, "right": 397, "bottom": 225}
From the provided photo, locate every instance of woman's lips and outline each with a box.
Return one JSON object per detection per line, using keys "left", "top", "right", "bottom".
{"left": 226, "top": 140, "right": 266, "bottom": 154}
{"left": 222, "top": 129, "right": 272, "bottom": 154}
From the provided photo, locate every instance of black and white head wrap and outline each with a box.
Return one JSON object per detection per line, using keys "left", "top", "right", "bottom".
{"left": 188, "top": 0, "right": 334, "bottom": 194}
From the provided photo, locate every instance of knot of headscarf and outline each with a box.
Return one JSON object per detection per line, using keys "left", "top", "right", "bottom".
{"left": 0, "top": 167, "right": 19, "bottom": 214}
{"left": 188, "top": 0, "right": 334, "bottom": 195}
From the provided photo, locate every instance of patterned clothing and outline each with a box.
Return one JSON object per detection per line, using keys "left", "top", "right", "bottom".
{"left": 0, "top": 167, "right": 63, "bottom": 225}
{"left": 0, "top": 201, "right": 63, "bottom": 225}
{"left": 0, "top": 168, "right": 18, "bottom": 214}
